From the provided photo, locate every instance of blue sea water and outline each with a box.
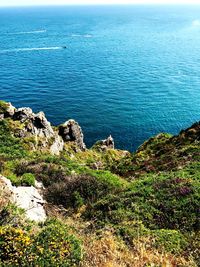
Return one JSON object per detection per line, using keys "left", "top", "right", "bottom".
{"left": 1, "top": 5, "right": 200, "bottom": 151}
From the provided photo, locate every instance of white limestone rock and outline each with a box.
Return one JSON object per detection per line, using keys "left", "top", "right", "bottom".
{"left": 0, "top": 175, "right": 46, "bottom": 222}
{"left": 14, "top": 186, "right": 46, "bottom": 222}
{"left": 50, "top": 135, "right": 64, "bottom": 155}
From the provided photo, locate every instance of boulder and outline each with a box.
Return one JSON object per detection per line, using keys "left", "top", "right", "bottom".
{"left": 58, "top": 119, "right": 86, "bottom": 151}
{"left": 14, "top": 186, "right": 46, "bottom": 222}
{"left": 0, "top": 175, "right": 46, "bottom": 222}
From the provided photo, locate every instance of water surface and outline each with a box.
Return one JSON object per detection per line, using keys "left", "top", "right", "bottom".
{"left": 1, "top": 5, "right": 200, "bottom": 150}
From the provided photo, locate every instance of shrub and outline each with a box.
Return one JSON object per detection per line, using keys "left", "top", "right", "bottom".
{"left": 0, "top": 120, "right": 27, "bottom": 159}
{"left": 0, "top": 221, "right": 82, "bottom": 267}
{"left": 86, "top": 171, "right": 200, "bottom": 231}
{"left": 45, "top": 173, "right": 124, "bottom": 208}
{"left": 7, "top": 173, "right": 35, "bottom": 186}
{"left": 33, "top": 220, "right": 82, "bottom": 266}
{"left": 21, "top": 173, "right": 35, "bottom": 186}
{"left": 152, "top": 229, "right": 188, "bottom": 253}
{"left": 7, "top": 173, "right": 20, "bottom": 186}
{"left": 14, "top": 160, "right": 30, "bottom": 176}
{"left": 0, "top": 204, "right": 26, "bottom": 227}
{"left": 0, "top": 226, "right": 32, "bottom": 266}
{"left": 0, "top": 181, "right": 12, "bottom": 214}
{"left": 0, "top": 101, "right": 8, "bottom": 114}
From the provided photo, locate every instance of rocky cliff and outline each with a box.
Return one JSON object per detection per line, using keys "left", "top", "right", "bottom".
{"left": 0, "top": 101, "right": 120, "bottom": 223}
{"left": 0, "top": 101, "right": 87, "bottom": 155}
{"left": 0, "top": 101, "right": 115, "bottom": 155}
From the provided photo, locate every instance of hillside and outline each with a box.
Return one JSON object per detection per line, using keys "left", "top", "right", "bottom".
{"left": 0, "top": 100, "right": 199, "bottom": 267}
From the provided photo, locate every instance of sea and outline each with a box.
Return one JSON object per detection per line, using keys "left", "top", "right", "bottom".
{"left": 1, "top": 5, "right": 200, "bottom": 151}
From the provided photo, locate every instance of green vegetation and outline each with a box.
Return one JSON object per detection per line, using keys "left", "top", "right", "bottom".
{"left": 7, "top": 173, "right": 35, "bottom": 186}
{"left": 0, "top": 101, "right": 9, "bottom": 114}
{"left": 0, "top": 219, "right": 82, "bottom": 267}
{"left": 0, "top": 120, "right": 27, "bottom": 159}
{"left": 86, "top": 170, "right": 199, "bottom": 231}
{"left": 0, "top": 107, "right": 199, "bottom": 266}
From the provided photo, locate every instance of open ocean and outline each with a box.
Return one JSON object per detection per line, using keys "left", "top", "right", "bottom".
{"left": 1, "top": 5, "right": 200, "bottom": 150}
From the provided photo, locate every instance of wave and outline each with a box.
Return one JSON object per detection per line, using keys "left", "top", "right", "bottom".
{"left": 8, "top": 30, "right": 46, "bottom": 35}
{"left": 0, "top": 47, "right": 64, "bottom": 54}
{"left": 84, "top": 34, "right": 93, "bottom": 38}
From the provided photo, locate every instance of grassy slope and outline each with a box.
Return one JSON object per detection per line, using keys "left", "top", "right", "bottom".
{"left": 0, "top": 104, "right": 199, "bottom": 266}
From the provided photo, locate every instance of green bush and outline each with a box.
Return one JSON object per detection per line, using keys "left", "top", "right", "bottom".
{"left": 0, "top": 101, "right": 8, "bottom": 114}
{"left": 0, "top": 226, "right": 32, "bottom": 266}
{"left": 152, "top": 229, "right": 188, "bottom": 253}
{"left": 116, "top": 223, "right": 188, "bottom": 254}
{"left": 0, "top": 204, "right": 26, "bottom": 227}
{"left": 0, "top": 120, "right": 27, "bottom": 159}
{"left": 0, "top": 221, "right": 82, "bottom": 267}
{"left": 115, "top": 220, "right": 149, "bottom": 243}
{"left": 46, "top": 173, "right": 124, "bottom": 208}
{"left": 7, "top": 173, "right": 35, "bottom": 186}
{"left": 7, "top": 173, "right": 20, "bottom": 186}
{"left": 33, "top": 220, "right": 82, "bottom": 266}
{"left": 21, "top": 173, "right": 35, "bottom": 186}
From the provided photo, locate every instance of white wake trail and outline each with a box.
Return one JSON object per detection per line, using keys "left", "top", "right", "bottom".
{"left": 0, "top": 47, "right": 64, "bottom": 54}
{"left": 8, "top": 30, "right": 47, "bottom": 35}
{"left": 71, "top": 34, "right": 93, "bottom": 38}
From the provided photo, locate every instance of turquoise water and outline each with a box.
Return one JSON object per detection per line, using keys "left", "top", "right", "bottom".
{"left": 1, "top": 5, "right": 200, "bottom": 150}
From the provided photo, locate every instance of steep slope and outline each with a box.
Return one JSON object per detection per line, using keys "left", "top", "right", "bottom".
{"left": 0, "top": 100, "right": 199, "bottom": 267}
{"left": 114, "top": 122, "right": 200, "bottom": 178}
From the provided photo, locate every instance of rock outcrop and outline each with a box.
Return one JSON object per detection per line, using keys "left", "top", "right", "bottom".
{"left": 93, "top": 135, "right": 115, "bottom": 151}
{"left": 0, "top": 175, "right": 46, "bottom": 222}
{"left": 58, "top": 119, "right": 86, "bottom": 151}
{"left": 13, "top": 108, "right": 55, "bottom": 138}
{"left": 0, "top": 101, "right": 87, "bottom": 154}
{"left": 50, "top": 135, "right": 64, "bottom": 155}
{"left": 13, "top": 107, "right": 33, "bottom": 122}
{"left": 12, "top": 108, "right": 64, "bottom": 155}
{"left": 178, "top": 121, "right": 200, "bottom": 142}
{"left": 102, "top": 135, "right": 115, "bottom": 149}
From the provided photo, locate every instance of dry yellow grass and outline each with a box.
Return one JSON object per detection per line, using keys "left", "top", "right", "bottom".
{"left": 43, "top": 206, "right": 198, "bottom": 267}
{"left": 34, "top": 203, "right": 198, "bottom": 267}
{"left": 81, "top": 231, "right": 196, "bottom": 267}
